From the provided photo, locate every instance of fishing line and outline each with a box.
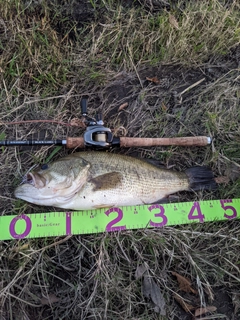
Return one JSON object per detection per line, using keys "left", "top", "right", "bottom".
{"left": 0, "top": 198, "right": 239, "bottom": 241}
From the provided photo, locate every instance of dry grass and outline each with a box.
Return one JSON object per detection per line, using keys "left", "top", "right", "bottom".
{"left": 1, "top": 0, "right": 240, "bottom": 319}
{"left": 86, "top": 0, "right": 240, "bottom": 68}
{"left": 1, "top": 224, "right": 240, "bottom": 319}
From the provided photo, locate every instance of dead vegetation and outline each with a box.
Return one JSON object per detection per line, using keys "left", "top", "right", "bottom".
{"left": 0, "top": 0, "right": 240, "bottom": 319}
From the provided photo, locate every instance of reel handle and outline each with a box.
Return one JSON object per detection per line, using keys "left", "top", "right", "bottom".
{"left": 81, "top": 98, "right": 88, "bottom": 116}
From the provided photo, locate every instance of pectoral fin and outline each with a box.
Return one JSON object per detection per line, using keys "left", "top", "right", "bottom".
{"left": 89, "top": 172, "right": 123, "bottom": 191}
{"left": 93, "top": 204, "right": 116, "bottom": 209}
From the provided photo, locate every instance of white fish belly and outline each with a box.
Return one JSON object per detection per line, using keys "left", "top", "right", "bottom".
{"left": 60, "top": 176, "right": 185, "bottom": 210}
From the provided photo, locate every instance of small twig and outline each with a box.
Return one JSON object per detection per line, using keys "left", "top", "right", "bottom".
{"left": 0, "top": 119, "right": 84, "bottom": 127}
{"left": 127, "top": 43, "right": 143, "bottom": 88}
{"left": 6, "top": 292, "right": 42, "bottom": 308}
{"left": 179, "top": 78, "right": 206, "bottom": 96}
{"left": 220, "top": 153, "right": 240, "bottom": 169}
{"left": 28, "top": 235, "right": 72, "bottom": 256}
{"left": 0, "top": 93, "right": 85, "bottom": 119}
{"left": 2, "top": 78, "right": 11, "bottom": 107}
{"left": 164, "top": 228, "right": 240, "bottom": 241}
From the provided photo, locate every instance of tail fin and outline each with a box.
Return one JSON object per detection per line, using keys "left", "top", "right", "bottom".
{"left": 185, "top": 166, "right": 217, "bottom": 191}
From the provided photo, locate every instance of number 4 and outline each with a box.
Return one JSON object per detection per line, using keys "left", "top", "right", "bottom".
{"left": 188, "top": 202, "right": 205, "bottom": 223}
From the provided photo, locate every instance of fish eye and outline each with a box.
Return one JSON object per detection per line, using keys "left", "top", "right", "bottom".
{"left": 41, "top": 164, "right": 48, "bottom": 170}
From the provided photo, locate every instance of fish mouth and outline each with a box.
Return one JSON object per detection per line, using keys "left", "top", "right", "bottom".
{"left": 21, "top": 173, "right": 35, "bottom": 185}
{"left": 14, "top": 173, "right": 36, "bottom": 200}
{"left": 14, "top": 173, "right": 47, "bottom": 202}
{"left": 14, "top": 183, "right": 51, "bottom": 204}
{"left": 20, "top": 172, "right": 46, "bottom": 189}
{"left": 14, "top": 184, "right": 36, "bottom": 202}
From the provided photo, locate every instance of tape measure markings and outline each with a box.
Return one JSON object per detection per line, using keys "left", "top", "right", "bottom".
{"left": 0, "top": 198, "right": 239, "bottom": 241}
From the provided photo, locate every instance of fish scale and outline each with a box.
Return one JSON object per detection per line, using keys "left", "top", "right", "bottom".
{"left": 14, "top": 152, "right": 217, "bottom": 210}
{"left": 58, "top": 152, "right": 190, "bottom": 209}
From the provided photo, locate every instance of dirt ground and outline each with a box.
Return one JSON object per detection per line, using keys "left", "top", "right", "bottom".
{"left": 1, "top": 0, "right": 240, "bottom": 319}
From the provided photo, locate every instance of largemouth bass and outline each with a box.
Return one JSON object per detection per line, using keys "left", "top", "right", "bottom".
{"left": 14, "top": 152, "right": 217, "bottom": 210}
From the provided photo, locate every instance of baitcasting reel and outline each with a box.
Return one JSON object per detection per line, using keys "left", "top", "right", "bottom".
{"left": 80, "top": 98, "right": 115, "bottom": 148}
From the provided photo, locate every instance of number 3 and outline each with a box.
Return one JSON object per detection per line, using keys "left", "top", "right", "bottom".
{"left": 148, "top": 204, "right": 168, "bottom": 227}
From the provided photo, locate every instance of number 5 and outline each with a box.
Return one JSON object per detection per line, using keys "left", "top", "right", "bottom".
{"left": 220, "top": 199, "right": 237, "bottom": 219}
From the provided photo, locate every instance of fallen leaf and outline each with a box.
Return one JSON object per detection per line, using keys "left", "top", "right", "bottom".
{"left": 169, "top": 14, "right": 179, "bottom": 29}
{"left": 12, "top": 243, "right": 29, "bottom": 252}
{"left": 173, "top": 294, "right": 196, "bottom": 313}
{"left": 41, "top": 293, "right": 60, "bottom": 305}
{"left": 118, "top": 102, "right": 128, "bottom": 111}
{"left": 232, "top": 292, "right": 240, "bottom": 314}
{"left": 214, "top": 176, "right": 230, "bottom": 184}
{"left": 172, "top": 271, "right": 197, "bottom": 294}
{"left": 203, "top": 284, "right": 214, "bottom": 302}
{"left": 225, "top": 163, "right": 240, "bottom": 182}
{"left": 0, "top": 280, "right": 4, "bottom": 290}
{"left": 161, "top": 102, "right": 168, "bottom": 111}
{"left": 135, "top": 264, "right": 148, "bottom": 279}
{"left": 142, "top": 274, "right": 166, "bottom": 315}
{"left": 146, "top": 76, "right": 160, "bottom": 84}
{"left": 70, "top": 118, "right": 86, "bottom": 128}
{"left": 112, "top": 126, "right": 128, "bottom": 137}
{"left": 195, "top": 306, "right": 217, "bottom": 317}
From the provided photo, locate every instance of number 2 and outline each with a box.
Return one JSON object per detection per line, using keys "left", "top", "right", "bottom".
{"left": 105, "top": 208, "right": 126, "bottom": 232}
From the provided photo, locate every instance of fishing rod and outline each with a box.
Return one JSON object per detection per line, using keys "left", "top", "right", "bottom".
{"left": 0, "top": 98, "right": 211, "bottom": 149}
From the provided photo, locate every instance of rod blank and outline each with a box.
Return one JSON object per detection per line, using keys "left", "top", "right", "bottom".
{"left": 0, "top": 140, "right": 63, "bottom": 146}
{"left": 0, "top": 136, "right": 211, "bottom": 149}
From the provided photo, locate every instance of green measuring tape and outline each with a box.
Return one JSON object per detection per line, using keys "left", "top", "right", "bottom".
{"left": 1, "top": 198, "right": 239, "bottom": 241}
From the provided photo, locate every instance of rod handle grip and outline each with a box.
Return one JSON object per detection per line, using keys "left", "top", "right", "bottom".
{"left": 66, "top": 136, "right": 211, "bottom": 148}
{"left": 66, "top": 137, "right": 85, "bottom": 148}
{"left": 119, "top": 136, "right": 211, "bottom": 147}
